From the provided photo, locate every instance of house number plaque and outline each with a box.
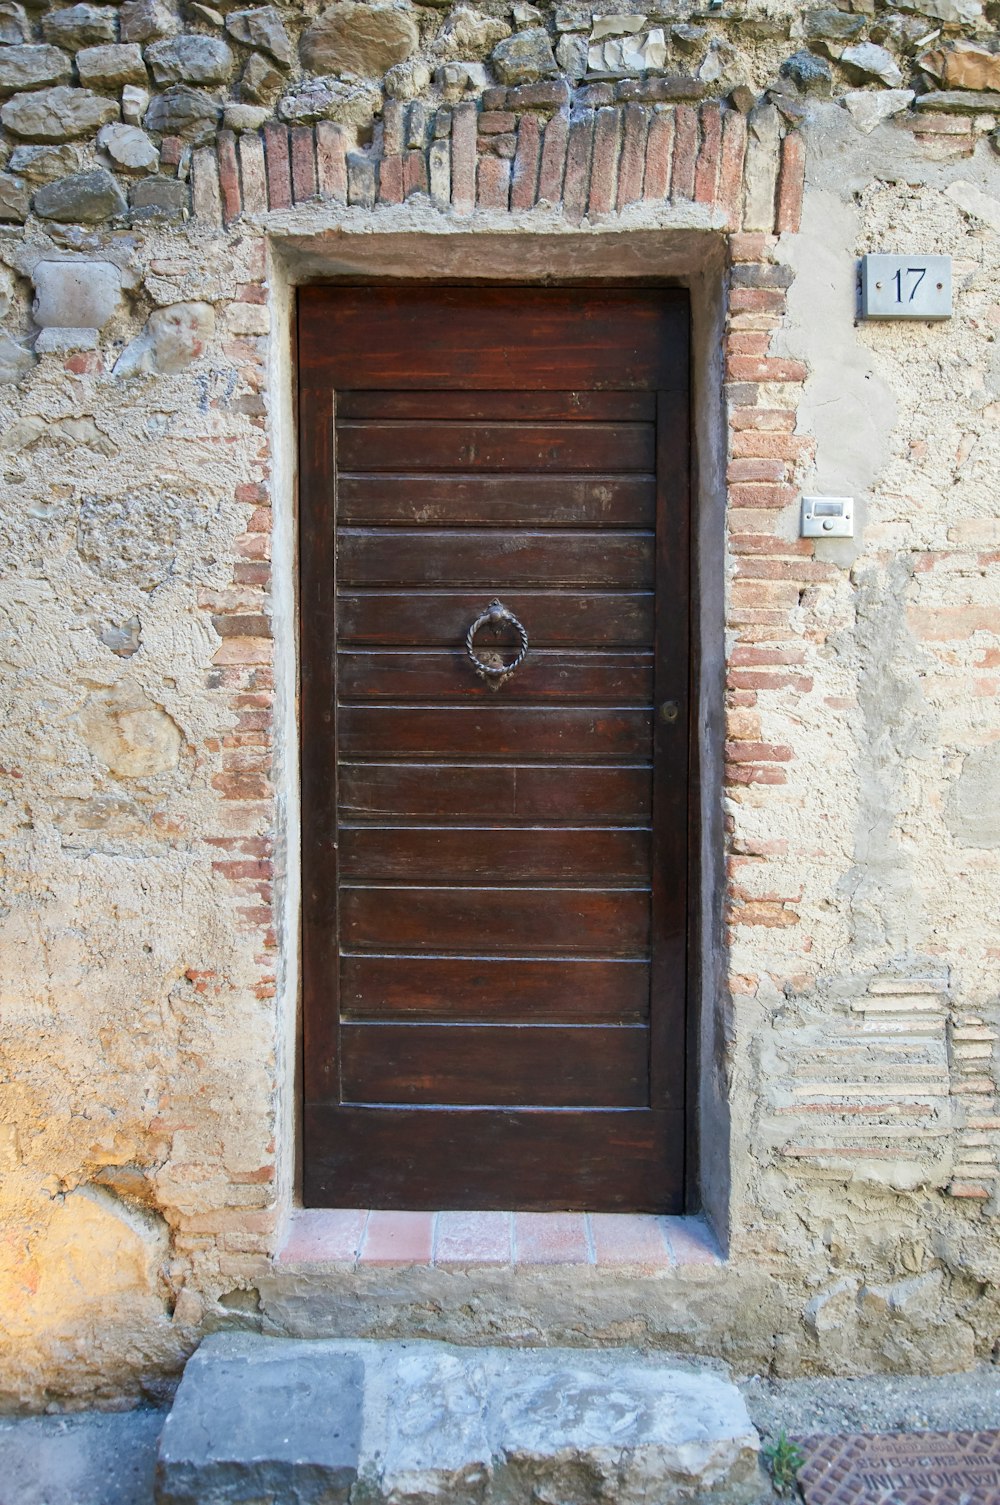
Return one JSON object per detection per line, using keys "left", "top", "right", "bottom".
{"left": 860, "top": 254, "right": 952, "bottom": 320}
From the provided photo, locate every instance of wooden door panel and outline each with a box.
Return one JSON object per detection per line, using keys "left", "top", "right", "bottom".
{"left": 337, "top": 390, "right": 658, "bottom": 422}
{"left": 300, "top": 285, "right": 690, "bottom": 1211}
{"left": 340, "top": 825, "right": 652, "bottom": 883}
{"left": 338, "top": 763, "right": 654, "bottom": 823}
{"left": 338, "top": 529, "right": 654, "bottom": 588}
{"left": 341, "top": 885, "right": 651, "bottom": 956}
{"left": 337, "top": 475, "right": 656, "bottom": 529}
{"left": 340, "top": 956, "right": 651, "bottom": 1022}
{"left": 337, "top": 420, "right": 655, "bottom": 473}
{"left": 340, "top": 1023, "right": 648, "bottom": 1107}
{"left": 338, "top": 650, "right": 653, "bottom": 703}
{"left": 338, "top": 591, "right": 655, "bottom": 648}
{"left": 339, "top": 706, "right": 653, "bottom": 760}
{"left": 303, "top": 1104, "right": 685, "bottom": 1212}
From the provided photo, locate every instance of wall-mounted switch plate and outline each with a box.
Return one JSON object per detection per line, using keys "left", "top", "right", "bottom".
{"left": 860, "top": 254, "right": 952, "bottom": 320}
{"left": 802, "top": 496, "right": 854, "bottom": 538}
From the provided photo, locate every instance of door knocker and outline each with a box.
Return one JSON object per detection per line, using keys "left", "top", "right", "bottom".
{"left": 465, "top": 599, "right": 529, "bottom": 690}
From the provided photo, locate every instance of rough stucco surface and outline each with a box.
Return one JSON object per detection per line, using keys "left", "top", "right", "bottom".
{"left": 0, "top": 0, "right": 996, "bottom": 1411}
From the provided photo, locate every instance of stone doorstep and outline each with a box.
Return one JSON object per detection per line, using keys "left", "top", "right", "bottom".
{"left": 277, "top": 1209, "right": 723, "bottom": 1272}
{"left": 155, "top": 1333, "right": 763, "bottom": 1505}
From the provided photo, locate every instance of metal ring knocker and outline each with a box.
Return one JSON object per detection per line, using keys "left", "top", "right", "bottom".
{"left": 465, "top": 598, "right": 529, "bottom": 688}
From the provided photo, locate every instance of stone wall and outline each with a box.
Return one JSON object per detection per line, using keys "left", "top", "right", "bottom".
{"left": 0, "top": 0, "right": 998, "bottom": 1410}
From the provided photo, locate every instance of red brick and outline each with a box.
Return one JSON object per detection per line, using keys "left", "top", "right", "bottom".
{"left": 643, "top": 108, "right": 673, "bottom": 200}
{"left": 404, "top": 147, "right": 428, "bottom": 197}
{"left": 775, "top": 129, "right": 805, "bottom": 234}
{"left": 731, "top": 432, "right": 813, "bottom": 461}
{"left": 616, "top": 102, "right": 649, "bottom": 209}
{"left": 716, "top": 107, "right": 746, "bottom": 229}
{"left": 693, "top": 99, "right": 721, "bottom": 204}
{"left": 727, "top": 457, "right": 789, "bottom": 483}
{"left": 451, "top": 100, "right": 477, "bottom": 214}
{"left": 729, "top": 481, "right": 798, "bottom": 508}
{"left": 236, "top": 131, "right": 268, "bottom": 214}
{"left": 378, "top": 152, "right": 403, "bottom": 204}
{"left": 729, "top": 288, "right": 786, "bottom": 316}
{"left": 537, "top": 110, "right": 568, "bottom": 203}
{"left": 729, "top": 533, "right": 812, "bottom": 556}
{"left": 663, "top": 1217, "right": 722, "bottom": 1267}
{"left": 729, "top": 232, "right": 777, "bottom": 263}
{"left": 729, "top": 407, "right": 796, "bottom": 432}
{"left": 479, "top": 110, "right": 516, "bottom": 133}
{"left": 727, "top": 670, "right": 813, "bottom": 692}
{"left": 216, "top": 129, "right": 240, "bottom": 225}
{"left": 670, "top": 103, "right": 698, "bottom": 200}
{"left": 514, "top": 1212, "right": 590, "bottom": 1265}
{"left": 727, "top": 356, "right": 807, "bottom": 383}
{"left": 315, "top": 120, "right": 348, "bottom": 202}
{"left": 730, "top": 900, "right": 799, "bottom": 927}
{"left": 382, "top": 98, "right": 404, "bottom": 155}
{"left": 737, "top": 556, "right": 834, "bottom": 581}
{"left": 160, "top": 135, "right": 183, "bottom": 170}
{"left": 588, "top": 104, "right": 622, "bottom": 217}
{"left": 434, "top": 1211, "right": 511, "bottom": 1267}
{"left": 484, "top": 132, "right": 516, "bottom": 159}
{"left": 726, "top": 332, "right": 772, "bottom": 356}
{"left": 360, "top": 1210, "right": 434, "bottom": 1265}
{"left": 563, "top": 110, "right": 595, "bottom": 224}
{"left": 726, "top": 741, "right": 794, "bottom": 763}
{"left": 212, "top": 771, "right": 272, "bottom": 799}
{"left": 235, "top": 482, "right": 268, "bottom": 504}
{"left": 290, "top": 125, "right": 317, "bottom": 204}
{"left": 908, "top": 605, "right": 999, "bottom": 640}
{"left": 477, "top": 152, "right": 510, "bottom": 209}
{"left": 589, "top": 1214, "right": 671, "bottom": 1270}
{"left": 511, "top": 111, "right": 542, "bottom": 209}
{"left": 263, "top": 123, "right": 291, "bottom": 211}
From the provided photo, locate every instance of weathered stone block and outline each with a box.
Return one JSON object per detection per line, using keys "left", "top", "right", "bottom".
{"left": 128, "top": 172, "right": 188, "bottom": 214}
{"left": 121, "top": 82, "right": 148, "bottom": 122}
{"left": 239, "top": 49, "right": 282, "bottom": 102}
{"left": 437, "top": 6, "right": 510, "bottom": 60}
{"left": 781, "top": 49, "right": 832, "bottom": 95}
{"left": 33, "top": 166, "right": 128, "bottom": 221}
{"left": 1, "top": 84, "right": 118, "bottom": 139}
{"left": 119, "top": 0, "right": 177, "bottom": 42}
{"left": 157, "top": 1336, "right": 762, "bottom": 1505}
{"left": 0, "top": 44, "right": 71, "bottom": 95}
{"left": 0, "top": 331, "right": 37, "bottom": 381}
{"left": 9, "top": 141, "right": 81, "bottom": 179}
{"left": 41, "top": 2, "right": 116, "bottom": 47}
{"left": 32, "top": 258, "right": 123, "bottom": 327}
{"left": 839, "top": 41, "right": 905, "bottom": 87}
{"left": 299, "top": 2, "right": 418, "bottom": 77}
{"left": 146, "top": 32, "right": 233, "bottom": 84}
{"left": 803, "top": 8, "right": 866, "bottom": 40}
{"left": 76, "top": 41, "right": 147, "bottom": 88}
{"left": 493, "top": 26, "right": 557, "bottom": 84}
{"left": 98, "top": 120, "right": 158, "bottom": 170}
{"left": 143, "top": 83, "right": 219, "bottom": 140}
{"left": 843, "top": 87, "right": 915, "bottom": 132}
{"left": 0, "top": 170, "right": 29, "bottom": 218}
{"left": 224, "top": 6, "right": 290, "bottom": 66}
{"left": 276, "top": 75, "right": 381, "bottom": 127}
{"left": 0, "top": 2, "right": 29, "bottom": 45}
{"left": 75, "top": 684, "right": 181, "bottom": 777}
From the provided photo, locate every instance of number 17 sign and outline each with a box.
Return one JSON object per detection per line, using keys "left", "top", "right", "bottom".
{"left": 860, "top": 254, "right": 952, "bottom": 319}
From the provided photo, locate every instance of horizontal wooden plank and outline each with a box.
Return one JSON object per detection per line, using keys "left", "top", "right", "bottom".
{"left": 337, "top": 474, "right": 656, "bottom": 528}
{"left": 341, "top": 885, "right": 651, "bottom": 955}
{"left": 337, "top": 591, "right": 654, "bottom": 648}
{"left": 339, "top": 763, "right": 653, "bottom": 821}
{"left": 338, "top": 530, "right": 654, "bottom": 588}
{"left": 340, "top": 826, "right": 651, "bottom": 882}
{"left": 337, "top": 650, "right": 653, "bottom": 704}
{"left": 302, "top": 1104, "right": 685, "bottom": 1211}
{"left": 340, "top": 955, "right": 651, "bottom": 1021}
{"left": 337, "top": 421, "right": 655, "bottom": 474}
{"left": 340, "top": 1023, "right": 649, "bottom": 1107}
{"left": 339, "top": 707, "right": 653, "bottom": 760}
{"left": 336, "top": 390, "right": 658, "bottom": 422}
{"left": 300, "top": 286, "right": 687, "bottom": 391}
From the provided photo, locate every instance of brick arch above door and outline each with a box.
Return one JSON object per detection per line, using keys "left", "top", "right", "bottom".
{"left": 186, "top": 96, "right": 805, "bottom": 236}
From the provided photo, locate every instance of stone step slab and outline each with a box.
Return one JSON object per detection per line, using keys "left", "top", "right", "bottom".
{"left": 156, "top": 1333, "right": 764, "bottom": 1505}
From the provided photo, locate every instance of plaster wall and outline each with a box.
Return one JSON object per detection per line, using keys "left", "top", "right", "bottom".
{"left": 0, "top": 0, "right": 997, "bottom": 1410}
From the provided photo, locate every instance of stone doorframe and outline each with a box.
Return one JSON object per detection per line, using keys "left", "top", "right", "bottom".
{"left": 233, "top": 111, "right": 809, "bottom": 1244}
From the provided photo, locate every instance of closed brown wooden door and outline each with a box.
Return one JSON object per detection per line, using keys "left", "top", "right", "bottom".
{"left": 300, "top": 286, "right": 690, "bottom": 1212}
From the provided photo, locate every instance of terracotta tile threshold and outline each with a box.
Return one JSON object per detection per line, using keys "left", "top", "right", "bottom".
{"left": 277, "top": 1209, "right": 722, "bottom": 1271}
